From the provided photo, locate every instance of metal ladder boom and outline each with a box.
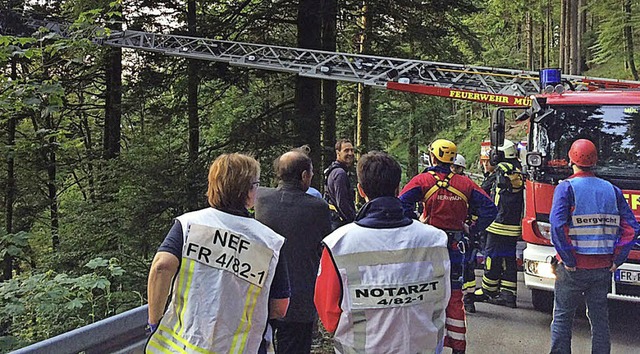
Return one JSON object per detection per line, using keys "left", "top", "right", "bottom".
{"left": 100, "top": 29, "right": 542, "bottom": 96}
{"left": 17, "top": 18, "right": 640, "bottom": 106}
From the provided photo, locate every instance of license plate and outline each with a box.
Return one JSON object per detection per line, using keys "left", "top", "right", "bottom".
{"left": 615, "top": 269, "right": 640, "bottom": 284}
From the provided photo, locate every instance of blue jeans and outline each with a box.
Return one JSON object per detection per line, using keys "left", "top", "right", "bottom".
{"left": 550, "top": 266, "right": 611, "bottom": 354}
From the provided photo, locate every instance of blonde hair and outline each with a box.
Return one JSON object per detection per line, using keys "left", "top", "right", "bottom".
{"left": 207, "top": 153, "right": 260, "bottom": 210}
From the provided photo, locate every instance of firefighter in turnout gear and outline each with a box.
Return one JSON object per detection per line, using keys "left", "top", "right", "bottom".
{"left": 400, "top": 140, "right": 497, "bottom": 354}
{"left": 473, "top": 139, "right": 524, "bottom": 309}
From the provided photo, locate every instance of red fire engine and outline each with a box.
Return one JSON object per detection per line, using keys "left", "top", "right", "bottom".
{"left": 491, "top": 72, "right": 640, "bottom": 311}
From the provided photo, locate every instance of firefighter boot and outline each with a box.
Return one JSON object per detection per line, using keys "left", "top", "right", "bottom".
{"left": 463, "top": 293, "right": 476, "bottom": 313}
{"left": 487, "top": 290, "right": 517, "bottom": 308}
{"left": 472, "top": 288, "right": 492, "bottom": 302}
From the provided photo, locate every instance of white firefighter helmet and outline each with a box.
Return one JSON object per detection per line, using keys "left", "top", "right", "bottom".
{"left": 499, "top": 139, "right": 518, "bottom": 159}
{"left": 453, "top": 154, "right": 466, "bottom": 168}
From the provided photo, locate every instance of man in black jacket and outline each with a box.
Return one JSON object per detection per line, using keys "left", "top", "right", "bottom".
{"left": 324, "top": 138, "right": 356, "bottom": 230}
{"left": 255, "top": 148, "right": 332, "bottom": 354}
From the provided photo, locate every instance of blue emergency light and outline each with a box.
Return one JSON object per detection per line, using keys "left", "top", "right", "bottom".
{"left": 540, "top": 69, "right": 562, "bottom": 91}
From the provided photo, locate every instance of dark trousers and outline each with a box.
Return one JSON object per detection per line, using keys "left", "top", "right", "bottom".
{"left": 272, "top": 320, "right": 314, "bottom": 354}
{"left": 482, "top": 232, "right": 518, "bottom": 296}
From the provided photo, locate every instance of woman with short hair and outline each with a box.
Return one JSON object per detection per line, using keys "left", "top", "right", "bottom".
{"left": 146, "top": 153, "right": 289, "bottom": 354}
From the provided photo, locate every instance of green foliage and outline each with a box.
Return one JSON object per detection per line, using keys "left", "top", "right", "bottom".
{"left": 0, "top": 230, "right": 31, "bottom": 265}
{"left": 589, "top": 0, "right": 627, "bottom": 66}
{"left": 462, "top": 0, "right": 531, "bottom": 68}
{"left": 0, "top": 257, "right": 140, "bottom": 351}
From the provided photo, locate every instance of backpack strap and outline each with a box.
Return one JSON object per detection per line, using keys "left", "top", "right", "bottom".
{"left": 424, "top": 171, "right": 469, "bottom": 204}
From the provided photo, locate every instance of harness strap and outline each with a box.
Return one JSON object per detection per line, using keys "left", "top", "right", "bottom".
{"left": 423, "top": 171, "right": 469, "bottom": 204}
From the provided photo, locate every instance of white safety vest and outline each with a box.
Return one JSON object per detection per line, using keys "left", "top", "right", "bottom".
{"left": 146, "top": 207, "right": 285, "bottom": 354}
{"left": 323, "top": 220, "right": 451, "bottom": 354}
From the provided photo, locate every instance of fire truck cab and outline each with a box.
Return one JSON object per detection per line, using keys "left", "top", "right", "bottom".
{"left": 492, "top": 69, "right": 640, "bottom": 311}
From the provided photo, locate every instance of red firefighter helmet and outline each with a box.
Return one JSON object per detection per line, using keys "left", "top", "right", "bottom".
{"left": 568, "top": 139, "right": 598, "bottom": 167}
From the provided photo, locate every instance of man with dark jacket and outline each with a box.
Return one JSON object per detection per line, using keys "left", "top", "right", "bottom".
{"left": 324, "top": 139, "right": 356, "bottom": 230}
{"left": 255, "top": 148, "right": 332, "bottom": 354}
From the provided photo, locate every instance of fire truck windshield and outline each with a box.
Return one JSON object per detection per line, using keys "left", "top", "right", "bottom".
{"left": 532, "top": 105, "right": 640, "bottom": 181}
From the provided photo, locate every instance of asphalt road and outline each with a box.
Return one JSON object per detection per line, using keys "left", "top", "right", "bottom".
{"left": 464, "top": 271, "right": 640, "bottom": 354}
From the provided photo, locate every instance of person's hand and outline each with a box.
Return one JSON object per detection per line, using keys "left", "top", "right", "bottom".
{"left": 610, "top": 264, "right": 618, "bottom": 273}
{"left": 564, "top": 264, "right": 576, "bottom": 272}
{"left": 419, "top": 213, "right": 427, "bottom": 224}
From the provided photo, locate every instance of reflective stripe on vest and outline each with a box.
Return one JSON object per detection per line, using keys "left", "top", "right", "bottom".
{"left": 146, "top": 208, "right": 284, "bottom": 354}
{"left": 567, "top": 177, "right": 620, "bottom": 255}
{"left": 323, "top": 221, "right": 451, "bottom": 353}
{"left": 424, "top": 171, "right": 469, "bottom": 205}
{"left": 487, "top": 167, "right": 522, "bottom": 237}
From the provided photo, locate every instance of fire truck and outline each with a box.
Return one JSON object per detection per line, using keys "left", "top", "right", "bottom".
{"left": 12, "top": 18, "right": 640, "bottom": 311}
{"left": 490, "top": 69, "right": 640, "bottom": 311}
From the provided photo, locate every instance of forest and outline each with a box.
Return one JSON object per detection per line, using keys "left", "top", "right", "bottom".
{"left": 1, "top": 0, "right": 639, "bottom": 350}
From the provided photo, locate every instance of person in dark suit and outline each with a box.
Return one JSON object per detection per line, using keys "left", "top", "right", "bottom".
{"left": 255, "top": 148, "right": 332, "bottom": 354}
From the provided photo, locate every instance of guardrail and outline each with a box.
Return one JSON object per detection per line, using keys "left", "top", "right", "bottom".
{"left": 11, "top": 305, "right": 148, "bottom": 354}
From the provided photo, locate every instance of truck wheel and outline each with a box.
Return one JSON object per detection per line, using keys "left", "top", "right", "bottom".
{"left": 531, "top": 289, "right": 554, "bottom": 313}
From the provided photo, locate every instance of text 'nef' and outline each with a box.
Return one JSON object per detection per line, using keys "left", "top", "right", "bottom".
{"left": 185, "top": 229, "right": 251, "bottom": 263}
{"left": 213, "top": 229, "right": 250, "bottom": 253}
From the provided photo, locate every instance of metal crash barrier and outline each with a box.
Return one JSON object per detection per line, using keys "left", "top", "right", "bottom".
{"left": 11, "top": 305, "right": 148, "bottom": 354}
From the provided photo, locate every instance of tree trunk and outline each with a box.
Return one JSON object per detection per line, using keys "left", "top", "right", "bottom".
{"left": 79, "top": 97, "right": 96, "bottom": 202}
{"left": 515, "top": 19, "right": 522, "bottom": 53}
{"left": 559, "top": 0, "right": 565, "bottom": 71}
{"left": 569, "top": 0, "right": 579, "bottom": 75}
{"left": 356, "top": 84, "right": 370, "bottom": 155}
{"left": 187, "top": 0, "right": 200, "bottom": 208}
{"left": 356, "top": 0, "right": 370, "bottom": 156}
{"left": 41, "top": 107, "right": 59, "bottom": 250}
{"left": 48, "top": 134, "right": 59, "bottom": 251}
{"left": 565, "top": 0, "right": 572, "bottom": 73}
{"left": 624, "top": 0, "right": 639, "bottom": 80}
{"left": 2, "top": 59, "right": 17, "bottom": 280}
{"left": 103, "top": 42, "right": 122, "bottom": 158}
{"left": 576, "top": 0, "right": 586, "bottom": 73}
{"left": 321, "top": 0, "right": 337, "bottom": 187}
{"left": 539, "top": 1, "right": 546, "bottom": 69}
{"left": 547, "top": 0, "right": 552, "bottom": 68}
{"left": 355, "top": 0, "right": 371, "bottom": 205}
{"left": 296, "top": 0, "right": 323, "bottom": 180}
{"left": 526, "top": 11, "right": 534, "bottom": 70}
